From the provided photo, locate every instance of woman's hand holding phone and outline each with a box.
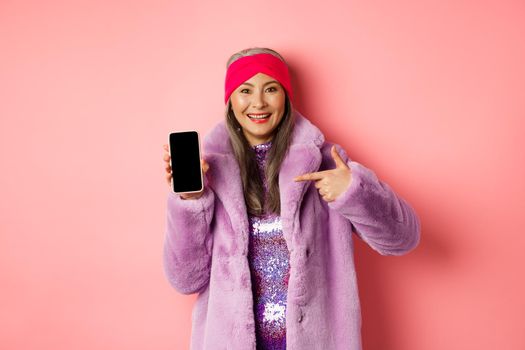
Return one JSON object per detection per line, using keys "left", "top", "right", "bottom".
{"left": 163, "top": 144, "right": 209, "bottom": 200}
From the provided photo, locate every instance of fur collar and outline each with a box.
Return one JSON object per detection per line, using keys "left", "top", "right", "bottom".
{"left": 203, "top": 110, "right": 325, "bottom": 255}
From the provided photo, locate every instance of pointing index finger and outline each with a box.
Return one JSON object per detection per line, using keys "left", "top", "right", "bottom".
{"left": 293, "top": 170, "right": 328, "bottom": 182}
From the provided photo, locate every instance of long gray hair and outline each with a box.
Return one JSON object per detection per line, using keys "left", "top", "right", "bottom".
{"left": 224, "top": 47, "right": 295, "bottom": 216}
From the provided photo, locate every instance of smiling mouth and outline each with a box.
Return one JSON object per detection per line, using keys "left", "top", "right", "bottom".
{"left": 247, "top": 113, "right": 271, "bottom": 120}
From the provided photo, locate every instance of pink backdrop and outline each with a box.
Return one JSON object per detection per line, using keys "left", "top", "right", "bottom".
{"left": 1, "top": 0, "right": 524, "bottom": 349}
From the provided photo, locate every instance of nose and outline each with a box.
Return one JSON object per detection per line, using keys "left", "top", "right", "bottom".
{"left": 251, "top": 90, "right": 267, "bottom": 109}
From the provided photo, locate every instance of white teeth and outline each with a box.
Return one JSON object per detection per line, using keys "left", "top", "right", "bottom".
{"left": 247, "top": 113, "right": 271, "bottom": 119}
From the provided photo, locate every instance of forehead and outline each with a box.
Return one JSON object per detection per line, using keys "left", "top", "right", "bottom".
{"left": 241, "top": 72, "right": 278, "bottom": 85}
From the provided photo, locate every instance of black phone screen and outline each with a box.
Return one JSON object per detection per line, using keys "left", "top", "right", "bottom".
{"left": 169, "top": 131, "right": 203, "bottom": 193}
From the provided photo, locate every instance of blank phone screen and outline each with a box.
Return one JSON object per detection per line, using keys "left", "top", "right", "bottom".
{"left": 169, "top": 131, "right": 203, "bottom": 193}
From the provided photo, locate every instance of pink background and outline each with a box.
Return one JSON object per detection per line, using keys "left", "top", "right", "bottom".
{"left": 1, "top": 0, "right": 524, "bottom": 349}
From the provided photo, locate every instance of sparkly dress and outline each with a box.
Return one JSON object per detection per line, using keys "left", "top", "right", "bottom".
{"left": 248, "top": 140, "right": 290, "bottom": 350}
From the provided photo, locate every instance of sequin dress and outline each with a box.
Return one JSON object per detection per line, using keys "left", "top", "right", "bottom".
{"left": 248, "top": 140, "right": 290, "bottom": 350}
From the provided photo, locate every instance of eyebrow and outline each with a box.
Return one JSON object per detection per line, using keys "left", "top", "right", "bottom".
{"left": 240, "top": 80, "right": 279, "bottom": 87}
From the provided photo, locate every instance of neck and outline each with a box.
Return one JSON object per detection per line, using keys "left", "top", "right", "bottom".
{"left": 245, "top": 135, "right": 274, "bottom": 147}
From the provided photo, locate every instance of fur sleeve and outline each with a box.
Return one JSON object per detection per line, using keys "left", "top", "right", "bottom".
{"left": 327, "top": 144, "right": 421, "bottom": 256}
{"left": 163, "top": 186, "right": 215, "bottom": 294}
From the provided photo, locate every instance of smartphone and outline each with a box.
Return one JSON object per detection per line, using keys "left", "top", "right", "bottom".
{"left": 169, "top": 130, "right": 203, "bottom": 194}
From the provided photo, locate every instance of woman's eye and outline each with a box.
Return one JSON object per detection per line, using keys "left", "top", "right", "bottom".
{"left": 239, "top": 86, "right": 277, "bottom": 93}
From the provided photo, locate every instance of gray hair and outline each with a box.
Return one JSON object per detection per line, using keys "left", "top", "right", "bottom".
{"left": 226, "top": 47, "right": 288, "bottom": 68}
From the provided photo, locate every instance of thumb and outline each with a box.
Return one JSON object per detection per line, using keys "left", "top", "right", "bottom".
{"left": 201, "top": 158, "right": 210, "bottom": 175}
{"left": 331, "top": 145, "right": 348, "bottom": 169}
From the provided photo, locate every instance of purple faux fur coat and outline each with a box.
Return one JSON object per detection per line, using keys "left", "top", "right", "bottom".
{"left": 163, "top": 109, "right": 420, "bottom": 349}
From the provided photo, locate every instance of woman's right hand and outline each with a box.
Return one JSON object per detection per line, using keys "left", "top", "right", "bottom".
{"left": 163, "top": 144, "right": 210, "bottom": 200}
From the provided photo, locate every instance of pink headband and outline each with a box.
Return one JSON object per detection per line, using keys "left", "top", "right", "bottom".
{"left": 224, "top": 53, "right": 293, "bottom": 104}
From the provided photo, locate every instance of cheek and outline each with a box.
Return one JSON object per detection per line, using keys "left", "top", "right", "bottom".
{"left": 270, "top": 98, "right": 286, "bottom": 118}
{"left": 270, "top": 92, "right": 286, "bottom": 108}
{"left": 231, "top": 95, "right": 249, "bottom": 112}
